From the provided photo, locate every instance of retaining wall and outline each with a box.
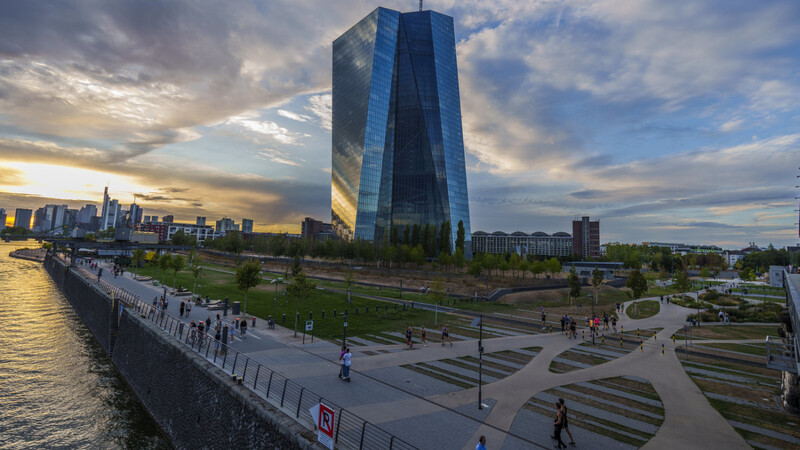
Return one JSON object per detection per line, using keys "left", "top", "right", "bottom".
{"left": 43, "top": 253, "right": 313, "bottom": 449}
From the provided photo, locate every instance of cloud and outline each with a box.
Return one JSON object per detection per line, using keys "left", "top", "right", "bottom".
{"left": 0, "top": 166, "right": 26, "bottom": 186}
{"left": 256, "top": 148, "right": 303, "bottom": 167}
{"left": 277, "top": 109, "right": 312, "bottom": 122}
{"left": 306, "top": 94, "right": 332, "bottom": 130}
{"left": 227, "top": 113, "right": 305, "bottom": 145}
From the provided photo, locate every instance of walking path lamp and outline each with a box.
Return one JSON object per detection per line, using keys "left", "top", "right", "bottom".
{"left": 271, "top": 278, "right": 284, "bottom": 323}
{"left": 342, "top": 312, "right": 348, "bottom": 347}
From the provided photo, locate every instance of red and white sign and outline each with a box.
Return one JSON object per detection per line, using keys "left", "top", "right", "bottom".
{"left": 309, "top": 403, "right": 335, "bottom": 449}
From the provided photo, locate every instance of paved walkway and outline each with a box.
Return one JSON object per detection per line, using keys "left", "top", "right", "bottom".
{"left": 77, "top": 259, "right": 756, "bottom": 449}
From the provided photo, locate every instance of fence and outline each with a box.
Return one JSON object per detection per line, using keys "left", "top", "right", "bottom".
{"left": 77, "top": 263, "right": 417, "bottom": 450}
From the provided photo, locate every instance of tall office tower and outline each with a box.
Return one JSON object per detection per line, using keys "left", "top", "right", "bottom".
{"left": 0, "top": 208, "right": 7, "bottom": 229}
{"left": 101, "top": 199, "right": 120, "bottom": 230}
{"left": 14, "top": 208, "right": 32, "bottom": 230}
{"left": 129, "top": 203, "right": 143, "bottom": 226}
{"left": 100, "top": 186, "right": 111, "bottom": 230}
{"left": 196, "top": 216, "right": 206, "bottom": 226}
{"left": 572, "top": 216, "right": 600, "bottom": 260}
{"left": 78, "top": 204, "right": 97, "bottom": 225}
{"left": 215, "top": 218, "right": 238, "bottom": 234}
{"left": 241, "top": 219, "right": 254, "bottom": 234}
{"left": 331, "top": 7, "right": 471, "bottom": 252}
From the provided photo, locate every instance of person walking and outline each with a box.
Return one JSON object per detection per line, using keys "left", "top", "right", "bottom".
{"left": 240, "top": 316, "right": 248, "bottom": 339}
{"left": 228, "top": 324, "right": 235, "bottom": 343}
{"left": 405, "top": 326, "right": 413, "bottom": 349}
{"left": 179, "top": 301, "right": 185, "bottom": 317}
{"left": 341, "top": 348, "right": 352, "bottom": 382}
{"left": 559, "top": 398, "right": 576, "bottom": 446}
{"left": 421, "top": 325, "right": 427, "bottom": 346}
{"left": 97, "top": 268, "right": 103, "bottom": 282}
{"left": 560, "top": 316, "right": 566, "bottom": 333}
{"left": 570, "top": 319, "right": 577, "bottom": 339}
{"left": 441, "top": 324, "right": 452, "bottom": 346}
{"left": 338, "top": 345, "right": 347, "bottom": 378}
{"left": 553, "top": 401, "right": 567, "bottom": 449}
{"left": 611, "top": 315, "right": 617, "bottom": 333}
{"left": 475, "top": 435, "right": 487, "bottom": 450}
{"left": 185, "top": 300, "right": 191, "bottom": 317}
{"left": 214, "top": 328, "right": 221, "bottom": 354}
{"left": 541, "top": 311, "right": 547, "bottom": 330}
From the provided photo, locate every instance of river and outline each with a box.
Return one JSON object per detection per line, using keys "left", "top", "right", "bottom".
{"left": 0, "top": 241, "right": 171, "bottom": 449}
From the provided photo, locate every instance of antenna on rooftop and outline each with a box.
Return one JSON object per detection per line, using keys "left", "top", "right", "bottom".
{"left": 420, "top": 0, "right": 423, "bottom": 11}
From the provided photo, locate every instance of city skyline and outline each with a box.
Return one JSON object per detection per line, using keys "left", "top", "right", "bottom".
{"left": 1, "top": 1, "right": 799, "bottom": 247}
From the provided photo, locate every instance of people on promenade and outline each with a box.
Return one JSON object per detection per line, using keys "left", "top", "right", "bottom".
{"left": 179, "top": 301, "right": 185, "bottom": 317}
{"left": 240, "top": 316, "right": 247, "bottom": 340}
{"left": 405, "top": 326, "right": 413, "bottom": 348}
{"left": 420, "top": 325, "right": 427, "bottom": 346}
{"left": 441, "top": 324, "right": 452, "bottom": 346}
{"left": 228, "top": 325, "right": 235, "bottom": 343}
{"left": 97, "top": 268, "right": 103, "bottom": 281}
{"left": 214, "top": 329, "right": 221, "bottom": 354}
{"left": 475, "top": 435, "right": 487, "bottom": 450}
{"left": 603, "top": 313, "right": 609, "bottom": 331}
{"left": 553, "top": 401, "right": 567, "bottom": 449}
{"left": 611, "top": 315, "right": 617, "bottom": 333}
{"left": 560, "top": 316, "right": 566, "bottom": 333}
{"left": 338, "top": 345, "right": 346, "bottom": 378}
{"left": 569, "top": 319, "right": 577, "bottom": 339}
{"left": 341, "top": 348, "right": 352, "bottom": 382}
{"left": 559, "top": 398, "right": 576, "bottom": 446}
{"left": 541, "top": 311, "right": 547, "bottom": 330}
{"left": 185, "top": 300, "right": 191, "bottom": 317}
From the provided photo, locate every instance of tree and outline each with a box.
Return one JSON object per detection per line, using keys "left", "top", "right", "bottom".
{"left": 453, "top": 248, "right": 465, "bottom": 271}
{"left": 467, "top": 259, "right": 483, "bottom": 277}
{"left": 158, "top": 253, "right": 172, "bottom": 284}
{"left": 519, "top": 260, "right": 530, "bottom": 278}
{"left": 291, "top": 254, "right": 303, "bottom": 278}
{"left": 545, "top": 257, "right": 562, "bottom": 278}
{"left": 191, "top": 264, "right": 202, "bottom": 297}
{"left": 403, "top": 225, "right": 410, "bottom": 245}
{"left": 170, "top": 255, "right": 185, "bottom": 288}
{"left": 170, "top": 230, "right": 196, "bottom": 247}
{"left": 131, "top": 249, "right": 146, "bottom": 268}
{"left": 439, "top": 221, "right": 452, "bottom": 255}
{"left": 236, "top": 260, "right": 262, "bottom": 317}
{"left": 391, "top": 225, "right": 399, "bottom": 246}
{"left": 531, "top": 260, "right": 546, "bottom": 278}
{"left": 286, "top": 272, "right": 316, "bottom": 337}
{"left": 567, "top": 266, "right": 582, "bottom": 307}
{"left": 626, "top": 269, "right": 648, "bottom": 299}
{"left": 591, "top": 267, "right": 604, "bottom": 304}
{"left": 698, "top": 266, "right": 711, "bottom": 279}
{"left": 456, "top": 220, "right": 465, "bottom": 253}
{"left": 674, "top": 270, "right": 690, "bottom": 294}
{"left": 411, "top": 224, "right": 421, "bottom": 247}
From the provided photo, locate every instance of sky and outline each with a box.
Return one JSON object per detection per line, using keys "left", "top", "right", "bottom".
{"left": 0, "top": 0, "right": 799, "bottom": 249}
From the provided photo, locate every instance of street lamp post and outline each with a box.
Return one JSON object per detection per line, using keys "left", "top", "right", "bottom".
{"left": 399, "top": 279, "right": 402, "bottom": 299}
{"left": 478, "top": 314, "right": 484, "bottom": 410}
{"left": 271, "top": 278, "right": 283, "bottom": 324}
{"left": 342, "top": 312, "right": 348, "bottom": 347}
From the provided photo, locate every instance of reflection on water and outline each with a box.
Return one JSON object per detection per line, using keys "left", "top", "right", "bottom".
{"left": 0, "top": 241, "right": 171, "bottom": 449}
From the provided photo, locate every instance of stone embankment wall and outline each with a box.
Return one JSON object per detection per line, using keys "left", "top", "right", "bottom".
{"left": 43, "top": 254, "right": 314, "bottom": 449}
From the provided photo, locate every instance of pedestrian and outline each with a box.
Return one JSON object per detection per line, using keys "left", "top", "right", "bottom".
{"left": 616, "top": 302, "right": 620, "bottom": 312}
{"left": 611, "top": 316, "right": 617, "bottom": 333}
{"left": 441, "top": 324, "right": 452, "bottom": 346}
{"left": 559, "top": 398, "right": 576, "bottom": 446}
{"left": 421, "top": 325, "right": 427, "bottom": 346}
{"left": 97, "top": 268, "right": 103, "bottom": 281}
{"left": 594, "top": 316, "right": 600, "bottom": 331}
{"left": 541, "top": 311, "right": 547, "bottom": 330}
{"left": 724, "top": 311, "right": 730, "bottom": 324}
{"left": 228, "top": 324, "right": 235, "bottom": 343}
{"left": 405, "top": 326, "right": 413, "bottom": 348}
{"left": 603, "top": 313, "right": 609, "bottom": 331}
{"left": 660, "top": 295, "right": 663, "bottom": 304}
{"left": 186, "top": 300, "right": 191, "bottom": 317}
{"left": 560, "top": 316, "right": 566, "bottom": 333}
{"left": 570, "top": 319, "right": 577, "bottom": 339}
{"left": 476, "top": 435, "right": 487, "bottom": 450}
{"left": 341, "top": 348, "right": 352, "bottom": 382}
{"left": 718, "top": 310, "right": 724, "bottom": 323}
{"left": 180, "top": 301, "right": 185, "bottom": 317}
{"left": 553, "top": 401, "right": 566, "bottom": 449}
{"left": 338, "top": 345, "right": 347, "bottom": 378}
{"left": 240, "top": 316, "right": 248, "bottom": 339}
{"left": 215, "top": 329, "right": 221, "bottom": 353}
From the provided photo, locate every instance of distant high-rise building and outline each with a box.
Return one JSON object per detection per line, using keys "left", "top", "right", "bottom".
{"left": 162, "top": 215, "right": 174, "bottom": 223}
{"left": 78, "top": 204, "right": 97, "bottom": 225}
{"left": 129, "top": 203, "right": 143, "bottom": 225}
{"left": 100, "top": 186, "right": 111, "bottom": 230}
{"left": 0, "top": 208, "right": 7, "bottom": 229}
{"left": 196, "top": 216, "right": 206, "bottom": 226}
{"left": 572, "top": 216, "right": 600, "bottom": 259}
{"left": 331, "top": 7, "right": 471, "bottom": 252}
{"left": 151, "top": 216, "right": 159, "bottom": 222}
{"left": 102, "top": 199, "right": 120, "bottom": 230}
{"left": 215, "top": 218, "right": 238, "bottom": 234}
{"left": 143, "top": 215, "right": 151, "bottom": 223}
{"left": 241, "top": 219, "right": 254, "bottom": 234}
{"left": 14, "top": 208, "right": 32, "bottom": 230}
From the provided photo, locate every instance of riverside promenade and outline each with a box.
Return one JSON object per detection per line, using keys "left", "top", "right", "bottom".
{"left": 77, "top": 258, "right": 757, "bottom": 450}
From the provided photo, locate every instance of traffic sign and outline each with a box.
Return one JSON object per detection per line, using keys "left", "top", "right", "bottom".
{"left": 308, "top": 403, "right": 335, "bottom": 450}
{"left": 305, "top": 320, "right": 314, "bottom": 331}
{"left": 682, "top": 325, "right": 689, "bottom": 332}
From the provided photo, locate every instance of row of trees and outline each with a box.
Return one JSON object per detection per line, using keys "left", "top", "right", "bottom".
{"left": 0, "top": 226, "right": 33, "bottom": 235}
{"left": 604, "top": 243, "right": 730, "bottom": 272}
{"left": 467, "top": 253, "right": 562, "bottom": 279}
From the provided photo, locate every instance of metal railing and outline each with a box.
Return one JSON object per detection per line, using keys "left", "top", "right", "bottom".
{"left": 67, "top": 259, "right": 418, "bottom": 450}
{"left": 766, "top": 336, "right": 797, "bottom": 373}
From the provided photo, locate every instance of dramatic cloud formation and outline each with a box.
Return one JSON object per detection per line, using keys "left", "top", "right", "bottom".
{"left": 0, "top": 0, "right": 798, "bottom": 246}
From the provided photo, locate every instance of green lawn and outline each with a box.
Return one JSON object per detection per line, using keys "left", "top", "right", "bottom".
{"left": 625, "top": 300, "right": 660, "bottom": 319}
{"left": 128, "top": 264, "right": 461, "bottom": 341}
{"left": 702, "top": 342, "right": 767, "bottom": 357}
{"left": 674, "top": 325, "right": 778, "bottom": 340}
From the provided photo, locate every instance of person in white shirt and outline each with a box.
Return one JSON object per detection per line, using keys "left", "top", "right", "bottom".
{"left": 341, "top": 348, "right": 352, "bottom": 382}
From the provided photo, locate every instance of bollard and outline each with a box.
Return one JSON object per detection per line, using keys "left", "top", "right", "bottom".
{"left": 309, "top": 311, "right": 313, "bottom": 320}
{"left": 394, "top": 304, "right": 397, "bottom": 311}
{"left": 334, "top": 309, "right": 337, "bottom": 317}
{"left": 662, "top": 344, "right": 665, "bottom": 355}
{"left": 620, "top": 337, "right": 623, "bottom": 347}
{"left": 411, "top": 302, "right": 414, "bottom": 309}
{"left": 621, "top": 326, "right": 624, "bottom": 335}
{"left": 549, "top": 326, "right": 552, "bottom": 334}
{"left": 282, "top": 314, "right": 286, "bottom": 323}
{"left": 654, "top": 331, "right": 657, "bottom": 340}
{"left": 322, "top": 310, "right": 326, "bottom": 318}
{"left": 366, "top": 306, "right": 369, "bottom": 313}
{"left": 582, "top": 330, "right": 584, "bottom": 340}
{"left": 637, "top": 328, "right": 640, "bottom": 337}
{"left": 640, "top": 341, "right": 643, "bottom": 352}
{"left": 672, "top": 335, "right": 675, "bottom": 344}
{"left": 602, "top": 334, "right": 605, "bottom": 344}
{"left": 235, "top": 318, "right": 240, "bottom": 329}
{"left": 345, "top": 308, "right": 348, "bottom": 316}
{"left": 355, "top": 307, "right": 359, "bottom": 315}
{"left": 253, "top": 317, "right": 256, "bottom": 328}
{"left": 403, "top": 303, "right": 406, "bottom": 310}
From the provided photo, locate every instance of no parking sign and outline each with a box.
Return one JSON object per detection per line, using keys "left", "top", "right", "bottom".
{"left": 308, "top": 402, "right": 335, "bottom": 449}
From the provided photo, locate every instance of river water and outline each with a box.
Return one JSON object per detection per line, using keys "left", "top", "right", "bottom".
{"left": 0, "top": 241, "right": 171, "bottom": 449}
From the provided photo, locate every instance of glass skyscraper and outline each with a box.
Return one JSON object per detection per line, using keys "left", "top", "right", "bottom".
{"left": 331, "top": 7, "right": 471, "bottom": 251}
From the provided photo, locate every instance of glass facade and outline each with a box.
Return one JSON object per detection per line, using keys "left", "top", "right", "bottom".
{"left": 332, "top": 7, "right": 471, "bottom": 249}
